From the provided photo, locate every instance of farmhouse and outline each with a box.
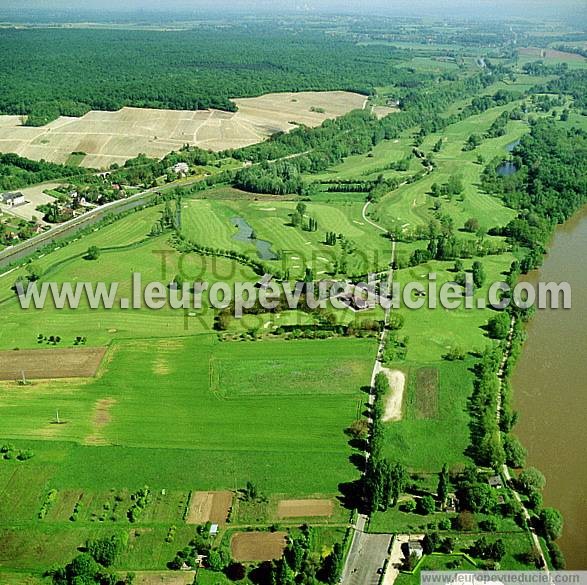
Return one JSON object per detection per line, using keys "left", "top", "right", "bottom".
{"left": 1, "top": 192, "right": 26, "bottom": 207}
{"left": 172, "top": 162, "right": 189, "bottom": 176}
{"left": 338, "top": 292, "right": 376, "bottom": 312}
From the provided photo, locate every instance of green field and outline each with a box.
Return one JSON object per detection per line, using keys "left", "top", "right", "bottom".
{"left": 0, "top": 336, "right": 373, "bottom": 490}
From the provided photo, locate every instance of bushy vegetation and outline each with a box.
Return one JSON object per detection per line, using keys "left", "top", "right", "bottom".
{"left": 0, "top": 152, "right": 88, "bottom": 191}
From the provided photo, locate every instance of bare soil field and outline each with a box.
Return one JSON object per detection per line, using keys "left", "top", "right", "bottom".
{"left": 382, "top": 368, "right": 406, "bottom": 422}
{"left": 276, "top": 498, "right": 334, "bottom": 518}
{"left": 0, "top": 91, "right": 367, "bottom": 169}
{"left": 185, "top": 491, "right": 232, "bottom": 524}
{"left": 414, "top": 367, "right": 439, "bottom": 419}
{"left": 0, "top": 347, "right": 106, "bottom": 380}
{"left": 85, "top": 397, "right": 116, "bottom": 445}
{"left": 372, "top": 105, "right": 398, "bottom": 119}
{"left": 518, "top": 47, "right": 585, "bottom": 61}
{"left": 231, "top": 531, "right": 288, "bottom": 562}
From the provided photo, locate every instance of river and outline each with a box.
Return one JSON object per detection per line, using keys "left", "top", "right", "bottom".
{"left": 512, "top": 206, "right": 587, "bottom": 569}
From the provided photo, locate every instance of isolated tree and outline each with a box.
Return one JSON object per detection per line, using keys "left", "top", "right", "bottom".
{"left": 26, "top": 263, "right": 42, "bottom": 282}
{"left": 287, "top": 538, "right": 306, "bottom": 573}
{"left": 456, "top": 510, "right": 477, "bottom": 531}
{"left": 207, "top": 550, "right": 226, "bottom": 572}
{"left": 418, "top": 495, "right": 436, "bottom": 515}
{"left": 85, "top": 534, "right": 123, "bottom": 567}
{"left": 322, "top": 543, "right": 343, "bottom": 585}
{"left": 296, "top": 202, "right": 307, "bottom": 217}
{"left": 390, "top": 462, "right": 408, "bottom": 507}
{"left": 433, "top": 139, "right": 443, "bottom": 153}
{"left": 464, "top": 218, "right": 480, "bottom": 233}
{"left": 86, "top": 245, "right": 100, "bottom": 260}
{"left": 422, "top": 532, "right": 439, "bottom": 555}
{"left": 504, "top": 435, "right": 527, "bottom": 468}
{"left": 472, "top": 260, "right": 486, "bottom": 288}
{"left": 437, "top": 464, "right": 449, "bottom": 508}
{"left": 487, "top": 312, "right": 510, "bottom": 339}
{"left": 245, "top": 481, "right": 259, "bottom": 501}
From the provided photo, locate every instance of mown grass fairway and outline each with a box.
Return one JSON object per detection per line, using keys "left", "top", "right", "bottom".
{"left": 181, "top": 197, "right": 392, "bottom": 276}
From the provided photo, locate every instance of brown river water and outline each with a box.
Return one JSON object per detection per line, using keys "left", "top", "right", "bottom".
{"left": 512, "top": 207, "right": 587, "bottom": 569}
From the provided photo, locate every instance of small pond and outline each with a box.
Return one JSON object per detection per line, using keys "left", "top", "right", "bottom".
{"left": 232, "top": 216, "right": 278, "bottom": 261}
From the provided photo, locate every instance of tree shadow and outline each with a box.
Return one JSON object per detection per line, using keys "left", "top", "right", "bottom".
{"left": 349, "top": 452, "right": 366, "bottom": 473}
{"left": 338, "top": 479, "right": 367, "bottom": 514}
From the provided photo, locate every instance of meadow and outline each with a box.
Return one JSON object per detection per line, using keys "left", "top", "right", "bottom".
{"left": 0, "top": 332, "right": 372, "bottom": 572}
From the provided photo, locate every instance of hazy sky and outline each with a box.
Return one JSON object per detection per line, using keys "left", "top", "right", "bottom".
{"left": 2, "top": 0, "right": 585, "bottom": 19}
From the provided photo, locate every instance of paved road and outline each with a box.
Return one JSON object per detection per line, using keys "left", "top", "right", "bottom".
{"left": 344, "top": 531, "right": 392, "bottom": 585}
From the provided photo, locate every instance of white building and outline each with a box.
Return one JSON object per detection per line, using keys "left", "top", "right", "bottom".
{"left": 172, "top": 162, "right": 189, "bottom": 176}
{"left": 1, "top": 192, "right": 26, "bottom": 207}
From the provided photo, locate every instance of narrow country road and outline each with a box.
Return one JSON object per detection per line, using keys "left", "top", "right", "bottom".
{"left": 342, "top": 201, "right": 396, "bottom": 585}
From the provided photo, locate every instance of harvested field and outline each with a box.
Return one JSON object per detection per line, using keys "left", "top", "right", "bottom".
{"left": 0, "top": 91, "right": 366, "bottom": 169}
{"left": 277, "top": 498, "right": 333, "bottom": 518}
{"left": 0, "top": 347, "right": 106, "bottom": 381}
{"left": 414, "top": 367, "right": 439, "bottom": 419}
{"left": 231, "top": 531, "right": 288, "bottom": 562}
{"left": 185, "top": 491, "right": 232, "bottom": 524}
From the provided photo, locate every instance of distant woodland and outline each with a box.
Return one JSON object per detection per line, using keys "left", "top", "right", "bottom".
{"left": 0, "top": 27, "right": 435, "bottom": 125}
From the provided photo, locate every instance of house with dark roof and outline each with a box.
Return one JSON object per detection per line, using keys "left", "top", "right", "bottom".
{"left": 1, "top": 192, "right": 26, "bottom": 207}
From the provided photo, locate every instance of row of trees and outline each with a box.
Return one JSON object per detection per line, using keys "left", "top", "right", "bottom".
{"left": 363, "top": 373, "right": 409, "bottom": 514}
{"left": 0, "top": 152, "right": 88, "bottom": 191}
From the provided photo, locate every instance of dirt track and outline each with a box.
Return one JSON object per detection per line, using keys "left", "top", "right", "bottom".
{"left": 381, "top": 368, "right": 405, "bottom": 422}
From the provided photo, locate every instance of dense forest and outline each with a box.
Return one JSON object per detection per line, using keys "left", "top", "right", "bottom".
{"left": 0, "top": 26, "right": 435, "bottom": 125}
{"left": 0, "top": 153, "right": 88, "bottom": 191}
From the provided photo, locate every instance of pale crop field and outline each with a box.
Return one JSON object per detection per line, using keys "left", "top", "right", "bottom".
{"left": 0, "top": 91, "right": 367, "bottom": 169}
